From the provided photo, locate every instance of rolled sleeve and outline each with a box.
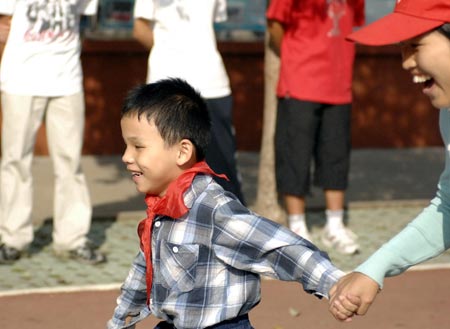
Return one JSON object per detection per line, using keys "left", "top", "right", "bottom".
{"left": 107, "top": 251, "right": 151, "bottom": 329}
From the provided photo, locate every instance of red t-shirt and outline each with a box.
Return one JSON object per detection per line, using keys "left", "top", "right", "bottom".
{"left": 267, "top": 0, "right": 365, "bottom": 104}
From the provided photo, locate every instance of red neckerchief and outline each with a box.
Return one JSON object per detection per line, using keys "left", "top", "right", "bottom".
{"left": 137, "top": 160, "right": 227, "bottom": 305}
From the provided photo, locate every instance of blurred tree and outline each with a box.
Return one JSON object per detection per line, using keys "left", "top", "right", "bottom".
{"left": 252, "top": 30, "right": 286, "bottom": 225}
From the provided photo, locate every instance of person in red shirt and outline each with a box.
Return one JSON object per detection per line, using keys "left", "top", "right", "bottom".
{"left": 266, "top": 0, "right": 365, "bottom": 254}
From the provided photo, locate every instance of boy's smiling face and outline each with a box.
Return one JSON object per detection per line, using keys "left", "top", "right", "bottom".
{"left": 121, "top": 114, "right": 183, "bottom": 197}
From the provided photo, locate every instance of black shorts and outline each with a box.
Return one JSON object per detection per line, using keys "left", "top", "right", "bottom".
{"left": 275, "top": 98, "right": 351, "bottom": 196}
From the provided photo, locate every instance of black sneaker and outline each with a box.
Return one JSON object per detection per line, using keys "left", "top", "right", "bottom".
{"left": 0, "top": 243, "right": 21, "bottom": 264}
{"left": 56, "top": 242, "right": 107, "bottom": 265}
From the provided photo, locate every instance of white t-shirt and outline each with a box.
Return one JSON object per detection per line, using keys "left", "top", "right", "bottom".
{"left": 134, "top": 0, "right": 231, "bottom": 99}
{"left": 0, "top": 0, "right": 98, "bottom": 96}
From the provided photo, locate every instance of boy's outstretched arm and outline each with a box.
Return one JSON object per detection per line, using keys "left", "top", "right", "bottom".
{"left": 212, "top": 203, "right": 345, "bottom": 298}
{"left": 329, "top": 272, "right": 380, "bottom": 321}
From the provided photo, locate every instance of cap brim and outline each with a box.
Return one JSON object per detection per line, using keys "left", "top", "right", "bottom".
{"left": 347, "top": 12, "right": 444, "bottom": 46}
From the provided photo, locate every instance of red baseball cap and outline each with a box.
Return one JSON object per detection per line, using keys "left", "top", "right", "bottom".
{"left": 347, "top": 0, "right": 450, "bottom": 46}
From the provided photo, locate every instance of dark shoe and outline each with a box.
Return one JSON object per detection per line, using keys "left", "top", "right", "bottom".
{"left": 56, "top": 242, "right": 107, "bottom": 265}
{"left": 0, "top": 243, "right": 21, "bottom": 264}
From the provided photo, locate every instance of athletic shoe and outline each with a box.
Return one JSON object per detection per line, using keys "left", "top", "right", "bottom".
{"left": 321, "top": 226, "right": 359, "bottom": 255}
{"left": 0, "top": 243, "right": 21, "bottom": 264}
{"left": 289, "top": 221, "right": 313, "bottom": 242}
{"left": 56, "top": 241, "right": 107, "bottom": 265}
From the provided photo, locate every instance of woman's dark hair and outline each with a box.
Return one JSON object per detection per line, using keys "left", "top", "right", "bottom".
{"left": 438, "top": 23, "right": 450, "bottom": 39}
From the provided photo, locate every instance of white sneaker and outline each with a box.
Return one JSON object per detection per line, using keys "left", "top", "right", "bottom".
{"left": 289, "top": 221, "right": 313, "bottom": 242}
{"left": 321, "top": 226, "right": 359, "bottom": 255}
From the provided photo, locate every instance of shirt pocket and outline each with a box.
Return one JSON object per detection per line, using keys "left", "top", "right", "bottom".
{"left": 160, "top": 242, "right": 199, "bottom": 292}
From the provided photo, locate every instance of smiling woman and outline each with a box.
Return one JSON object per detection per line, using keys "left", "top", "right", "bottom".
{"left": 399, "top": 30, "right": 450, "bottom": 109}
{"left": 328, "top": 0, "right": 450, "bottom": 322}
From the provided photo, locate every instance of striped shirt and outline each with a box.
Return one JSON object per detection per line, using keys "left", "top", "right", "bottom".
{"left": 107, "top": 175, "right": 343, "bottom": 329}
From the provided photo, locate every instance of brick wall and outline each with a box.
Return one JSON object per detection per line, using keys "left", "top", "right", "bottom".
{"left": 1, "top": 40, "right": 440, "bottom": 155}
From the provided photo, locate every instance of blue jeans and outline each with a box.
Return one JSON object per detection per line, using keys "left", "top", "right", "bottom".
{"left": 154, "top": 314, "right": 253, "bottom": 329}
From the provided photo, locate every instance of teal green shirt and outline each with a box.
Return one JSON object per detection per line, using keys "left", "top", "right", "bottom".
{"left": 356, "top": 109, "right": 450, "bottom": 287}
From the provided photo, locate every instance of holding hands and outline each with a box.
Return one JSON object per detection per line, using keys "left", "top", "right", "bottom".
{"left": 328, "top": 272, "right": 381, "bottom": 322}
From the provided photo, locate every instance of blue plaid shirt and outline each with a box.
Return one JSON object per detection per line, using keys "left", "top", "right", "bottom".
{"left": 107, "top": 175, "right": 343, "bottom": 329}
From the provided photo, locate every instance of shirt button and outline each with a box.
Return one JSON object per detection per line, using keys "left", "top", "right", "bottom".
{"left": 172, "top": 246, "right": 179, "bottom": 253}
{"left": 154, "top": 221, "right": 161, "bottom": 228}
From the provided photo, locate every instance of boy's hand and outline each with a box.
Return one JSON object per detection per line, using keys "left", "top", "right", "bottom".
{"left": 328, "top": 292, "right": 360, "bottom": 322}
{"left": 329, "top": 272, "right": 380, "bottom": 321}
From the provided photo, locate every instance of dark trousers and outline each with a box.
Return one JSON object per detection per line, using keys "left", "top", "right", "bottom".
{"left": 205, "top": 96, "right": 245, "bottom": 204}
{"left": 154, "top": 314, "right": 253, "bottom": 329}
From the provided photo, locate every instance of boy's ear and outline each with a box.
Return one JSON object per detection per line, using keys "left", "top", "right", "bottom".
{"left": 176, "top": 139, "right": 195, "bottom": 166}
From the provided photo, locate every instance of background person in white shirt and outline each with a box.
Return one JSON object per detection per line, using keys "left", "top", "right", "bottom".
{"left": 0, "top": 0, "right": 105, "bottom": 265}
{"left": 132, "top": 0, "right": 245, "bottom": 204}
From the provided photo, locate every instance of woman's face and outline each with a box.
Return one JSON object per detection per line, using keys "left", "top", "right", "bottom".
{"left": 401, "top": 30, "right": 450, "bottom": 109}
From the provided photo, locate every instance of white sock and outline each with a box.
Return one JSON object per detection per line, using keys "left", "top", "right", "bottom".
{"left": 288, "top": 214, "right": 307, "bottom": 230}
{"left": 325, "top": 209, "right": 344, "bottom": 231}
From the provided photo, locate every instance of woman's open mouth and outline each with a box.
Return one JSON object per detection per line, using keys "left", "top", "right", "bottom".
{"left": 413, "top": 75, "right": 435, "bottom": 94}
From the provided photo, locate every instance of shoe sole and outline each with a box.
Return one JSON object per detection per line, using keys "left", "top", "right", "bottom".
{"left": 53, "top": 250, "right": 107, "bottom": 265}
{"left": 321, "top": 236, "right": 359, "bottom": 255}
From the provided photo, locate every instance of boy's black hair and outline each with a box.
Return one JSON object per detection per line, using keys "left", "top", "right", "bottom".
{"left": 122, "top": 78, "right": 211, "bottom": 161}
{"left": 438, "top": 23, "right": 450, "bottom": 39}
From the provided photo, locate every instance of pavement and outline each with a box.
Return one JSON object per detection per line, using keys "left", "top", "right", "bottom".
{"left": 2, "top": 147, "right": 450, "bottom": 294}
{"left": 4, "top": 270, "right": 450, "bottom": 329}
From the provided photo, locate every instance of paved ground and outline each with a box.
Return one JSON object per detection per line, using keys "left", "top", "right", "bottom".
{"left": 2, "top": 270, "right": 450, "bottom": 329}
{"left": 1, "top": 147, "right": 450, "bottom": 328}
{"left": 1, "top": 147, "right": 449, "bottom": 291}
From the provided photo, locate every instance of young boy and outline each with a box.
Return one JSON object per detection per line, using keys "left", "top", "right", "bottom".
{"left": 107, "top": 78, "right": 344, "bottom": 329}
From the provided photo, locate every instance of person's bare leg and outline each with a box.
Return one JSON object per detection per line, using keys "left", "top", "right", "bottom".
{"left": 324, "top": 189, "right": 345, "bottom": 211}
{"left": 323, "top": 189, "right": 359, "bottom": 254}
{"left": 285, "top": 194, "right": 306, "bottom": 215}
{"left": 284, "top": 194, "right": 311, "bottom": 241}
{"left": 324, "top": 189, "right": 345, "bottom": 231}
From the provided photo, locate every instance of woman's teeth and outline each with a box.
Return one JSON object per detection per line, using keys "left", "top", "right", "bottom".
{"left": 413, "top": 75, "right": 432, "bottom": 84}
